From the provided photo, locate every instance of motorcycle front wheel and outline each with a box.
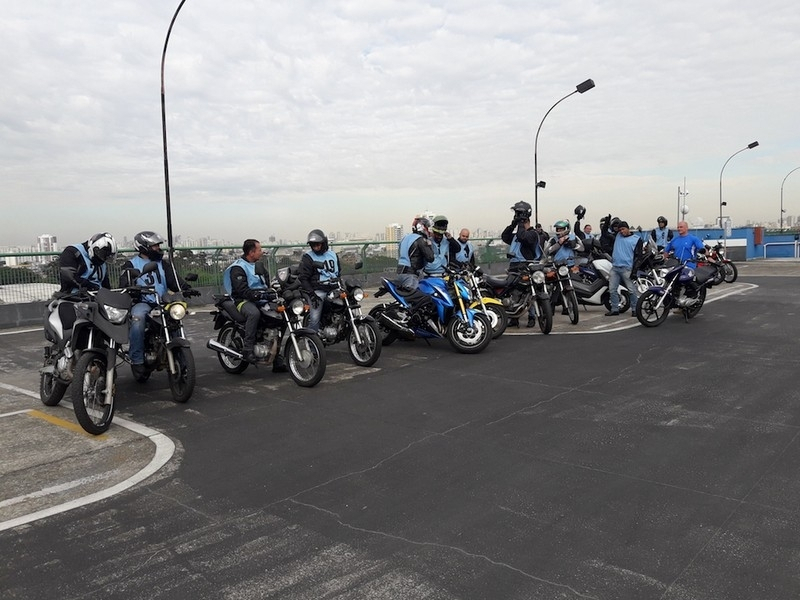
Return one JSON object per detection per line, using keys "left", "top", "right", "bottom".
{"left": 536, "top": 298, "right": 553, "bottom": 334}
{"left": 286, "top": 333, "right": 326, "bottom": 387}
{"left": 40, "top": 348, "right": 68, "bottom": 406}
{"left": 635, "top": 289, "right": 670, "bottom": 328}
{"left": 478, "top": 302, "right": 508, "bottom": 339}
{"left": 564, "top": 289, "right": 580, "bottom": 325}
{"left": 602, "top": 289, "right": 630, "bottom": 313}
{"left": 368, "top": 304, "right": 398, "bottom": 346}
{"left": 71, "top": 352, "right": 114, "bottom": 435}
{"left": 446, "top": 312, "right": 492, "bottom": 354}
{"left": 168, "top": 346, "right": 196, "bottom": 403}
{"left": 723, "top": 261, "right": 738, "bottom": 283}
{"left": 347, "top": 320, "right": 382, "bottom": 367}
{"left": 217, "top": 324, "right": 249, "bottom": 374}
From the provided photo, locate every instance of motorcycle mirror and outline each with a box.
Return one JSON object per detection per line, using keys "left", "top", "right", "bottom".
{"left": 354, "top": 260, "right": 363, "bottom": 270}
{"left": 312, "top": 260, "right": 325, "bottom": 270}
{"left": 254, "top": 262, "right": 268, "bottom": 277}
{"left": 142, "top": 261, "right": 159, "bottom": 275}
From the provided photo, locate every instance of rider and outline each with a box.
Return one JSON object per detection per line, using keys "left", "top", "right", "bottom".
{"left": 57, "top": 232, "right": 117, "bottom": 293}
{"left": 448, "top": 228, "right": 476, "bottom": 268}
{"left": 298, "top": 229, "right": 340, "bottom": 332}
{"left": 663, "top": 221, "right": 705, "bottom": 263}
{"left": 544, "top": 219, "right": 584, "bottom": 266}
{"left": 222, "top": 239, "right": 285, "bottom": 371}
{"left": 501, "top": 201, "right": 543, "bottom": 327}
{"left": 396, "top": 216, "right": 435, "bottom": 291}
{"left": 599, "top": 215, "right": 621, "bottom": 256}
{"left": 119, "top": 231, "right": 196, "bottom": 380}
{"left": 650, "top": 216, "right": 674, "bottom": 250}
{"left": 423, "top": 215, "right": 451, "bottom": 276}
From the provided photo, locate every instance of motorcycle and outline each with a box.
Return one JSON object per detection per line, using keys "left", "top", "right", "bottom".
{"left": 479, "top": 262, "right": 553, "bottom": 334}
{"left": 206, "top": 264, "right": 327, "bottom": 387}
{"left": 126, "top": 272, "right": 200, "bottom": 403}
{"left": 570, "top": 239, "right": 631, "bottom": 313}
{"left": 705, "top": 241, "right": 738, "bottom": 283}
{"left": 40, "top": 266, "right": 136, "bottom": 435}
{"left": 452, "top": 264, "right": 508, "bottom": 339}
{"left": 369, "top": 268, "right": 493, "bottom": 354}
{"left": 311, "top": 261, "right": 382, "bottom": 367}
{"left": 634, "top": 255, "right": 717, "bottom": 327}
{"left": 544, "top": 261, "right": 580, "bottom": 324}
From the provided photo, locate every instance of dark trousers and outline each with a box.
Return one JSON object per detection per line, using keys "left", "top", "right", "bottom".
{"left": 239, "top": 301, "right": 261, "bottom": 351}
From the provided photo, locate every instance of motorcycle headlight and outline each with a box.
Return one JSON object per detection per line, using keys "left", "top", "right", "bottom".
{"left": 168, "top": 303, "right": 187, "bottom": 320}
{"left": 290, "top": 298, "right": 305, "bottom": 315}
{"left": 277, "top": 267, "right": 290, "bottom": 283}
{"left": 558, "top": 265, "right": 569, "bottom": 277}
{"left": 103, "top": 305, "right": 129, "bottom": 324}
{"left": 532, "top": 271, "right": 545, "bottom": 284}
{"left": 352, "top": 287, "right": 365, "bottom": 302}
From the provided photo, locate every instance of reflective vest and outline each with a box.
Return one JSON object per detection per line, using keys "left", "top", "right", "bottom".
{"left": 223, "top": 258, "right": 267, "bottom": 295}
{"left": 72, "top": 244, "right": 107, "bottom": 292}
{"left": 398, "top": 233, "right": 421, "bottom": 269}
{"left": 424, "top": 237, "right": 449, "bottom": 274}
{"left": 130, "top": 255, "right": 167, "bottom": 303}
{"left": 304, "top": 249, "right": 339, "bottom": 282}
{"left": 453, "top": 240, "right": 473, "bottom": 264}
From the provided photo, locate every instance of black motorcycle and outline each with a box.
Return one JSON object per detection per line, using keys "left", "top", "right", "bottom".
{"left": 310, "top": 262, "right": 382, "bottom": 367}
{"left": 479, "top": 262, "right": 553, "bottom": 334}
{"left": 544, "top": 261, "right": 580, "bottom": 324}
{"left": 40, "top": 267, "right": 135, "bottom": 434}
{"left": 207, "top": 265, "right": 327, "bottom": 387}
{"left": 635, "top": 256, "right": 717, "bottom": 327}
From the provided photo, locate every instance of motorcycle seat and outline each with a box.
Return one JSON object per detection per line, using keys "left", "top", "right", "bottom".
{"left": 484, "top": 274, "right": 513, "bottom": 287}
{"left": 694, "top": 265, "right": 717, "bottom": 284}
{"left": 219, "top": 298, "right": 248, "bottom": 323}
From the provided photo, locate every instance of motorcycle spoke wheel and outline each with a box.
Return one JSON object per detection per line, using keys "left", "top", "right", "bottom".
{"left": 347, "top": 321, "right": 382, "bottom": 367}
{"left": 484, "top": 303, "right": 508, "bottom": 339}
{"left": 723, "top": 262, "right": 738, "bottom": 283}
{"left": 635, "top": 290, "right": 669, "bottom": 327}
{"left": 712, "top": 265, "right": 725, "bottom": 286}
{"left": 71, "top": 352, "right": 114, "bottom": 435}
{"left": 217, "top": 325, "right": 248, "bottom": 374}
{"left": 566, "top": 291, "right": 580, "bottom": 325}
{"left": 686, "top": 287, "right": 707, "bottom": 319}
{"left": 168, "top": 347, "right": 196, "bottom": 403}
{"left": 287, "top": 334, "right": 326, "bottom": 387}
{"left": 618, "top": 290, "right": 631, "bottom": 314}
{"left": 537, "top": 299, "right": 553, "bottom": 334}
{"left": 40, "top": 350, "right": 67, "bottom": 406}
{"left": 368, "top": 305, "right": 398, "bottom": 346}
{"left": 446, "top": 313, "right": 492, "bottom": 354}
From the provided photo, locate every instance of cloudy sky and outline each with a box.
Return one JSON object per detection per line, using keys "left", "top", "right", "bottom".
{"left": 2, "top": 0, "right": 798, "bottom": 248}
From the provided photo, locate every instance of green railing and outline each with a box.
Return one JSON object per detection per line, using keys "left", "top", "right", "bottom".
{"left": 0, "top": 239, "right": 509, "bottom": 305}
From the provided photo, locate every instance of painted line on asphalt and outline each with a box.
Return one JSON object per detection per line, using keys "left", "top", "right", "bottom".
{"left": 0, "top": 382, "right": 176, "bottom": 532}
{"left": 27, "top": 409, "right": 108, "bottom": 439}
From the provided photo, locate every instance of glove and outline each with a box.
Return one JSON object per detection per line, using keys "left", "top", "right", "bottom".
{"left": 183, "top": 289, "right": 201, "bottom": 298}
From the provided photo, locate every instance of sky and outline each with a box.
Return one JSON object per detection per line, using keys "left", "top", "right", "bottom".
{"left": 2, "top": 0, "right": 799, "bottom": 248}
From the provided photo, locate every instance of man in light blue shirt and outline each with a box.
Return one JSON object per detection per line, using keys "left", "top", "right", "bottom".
{"left": 664, "top": 221, "right": 705, "bottom": 263}
{"left": 605, "top": 221, "right": 643, "bottom": 316}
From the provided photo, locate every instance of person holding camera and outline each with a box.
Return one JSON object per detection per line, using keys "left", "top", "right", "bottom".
{"left": 501, "top": 201, "right": 542, "bottom": 327}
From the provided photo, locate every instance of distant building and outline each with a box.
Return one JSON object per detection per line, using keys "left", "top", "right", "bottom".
{"left": 35, "top": 234, "right": 58, "bottom": 264}
{"left": 384, "top": 223, "right": 403, "bottom": 259}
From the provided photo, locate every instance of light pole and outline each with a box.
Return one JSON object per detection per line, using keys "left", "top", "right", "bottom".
{"left": 161, "top": 0, "right": 189, "bottom": 263}
{"left": 533, "top": 78, "right": 595, "bottom": 225}
{"left": 719, "top": 141, "right": 759, "bottom": 252}
{"left": 780, "top": 166, "right": 800, "bottom": 230}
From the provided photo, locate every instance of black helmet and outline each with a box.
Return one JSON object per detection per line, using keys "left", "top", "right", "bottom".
{"left": 657, "top": 216, "right": 668, "bottom": 226}
{"left": 86, "top": 232, "right": 118, "bottom": 265}
{"left": 134, "top": 231, "right": 166, "bottom": 260}
{"left": 574, "top": 205, "right": 586, "bottom": 219}
{"left": 307, "top": 229, "right": 328, "bottom": 252}
{"left": 511, "top": 201, "right": 532, "bottom": 222}
{"left": 610, "top": 217, "right": 621, "bottom": 229}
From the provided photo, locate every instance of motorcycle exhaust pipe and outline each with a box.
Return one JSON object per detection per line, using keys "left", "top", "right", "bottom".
{"left": 206, "top": 339, "right": 243, "bottom": 360}
{"left": 377, "top": 312, "right": 415, "bottom": 339}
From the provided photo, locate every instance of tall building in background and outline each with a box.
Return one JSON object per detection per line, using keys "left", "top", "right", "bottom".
{"left": 384, "top": 223, "right": 403, "bottom": 258}
{"left": 36, "top": 234, "right": 58, "bottom": 263}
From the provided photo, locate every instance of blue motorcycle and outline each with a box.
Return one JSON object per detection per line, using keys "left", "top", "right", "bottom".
{"left": 368, "top": 272, "right": 493, "bottom": 354}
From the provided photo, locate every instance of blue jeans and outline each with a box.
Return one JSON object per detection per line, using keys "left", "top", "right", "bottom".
{"left": 129, "top": 302, "right": 152, "bottom": 364}
{"left": 307, "top": 289, "right": 328, "bottom": 332}
{"left": 609, "top": 266, "right": 638, "bottom": 312}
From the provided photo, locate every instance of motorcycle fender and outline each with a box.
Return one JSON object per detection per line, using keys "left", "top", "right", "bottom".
{"left": 454, "top": 307, "right": 478, "bottom": 327}
{"left": 353, "top": 314, "right": 377, "bottom": 324}
{"left": 535, "top": 291, "right": 550, "bottom": 301}
{"left": 646, "top": 286, "right": 667, "bottom": 296}
{"left": 212, "top": 311, "right": 228, "bottom": 331}
{"left": 470, "top": 297, "right": 503, "bottom": 309}
{"left": 292, "top": 326, "right": 319, "bottom": 337}
{"left": 97, "top": 319, "right": 130, "bottom": 345}
{"left": 166, "top": 337, "right": 191, "bottom": 350}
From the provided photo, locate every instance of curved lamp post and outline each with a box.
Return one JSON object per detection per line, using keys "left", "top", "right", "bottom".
{"left": 533, "top": 78, "right": 595, "bottom": 225}
{"left": 719, "top": 141, "right": 759, "bottom": 252}
{"left": 161, "top": 0, "right": 189, "bottom": 262}
{"left": 780, "top": 166, "right": 800, "bottom": 230}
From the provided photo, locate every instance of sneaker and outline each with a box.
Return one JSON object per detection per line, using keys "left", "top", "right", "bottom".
{"left": 272, "top": 355, "right": 288, "bottom": 373}
{"left": 242, "top": 350, "right": 258, "bottom": 364}
{"left": 604, "top": 310, "right": 619, "bottom": 317}
{"left": 131, "top": 363, "right": 148, "bottom": 381}
{"left": 509, "top": 318, "right": 519, "bottom": 327}
{"left": 525, "top": 319, "right": 536, "bottom": 328}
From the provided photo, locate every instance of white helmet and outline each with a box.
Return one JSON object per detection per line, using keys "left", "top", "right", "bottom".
{"left": 86, "top": 232, "right": 117, "bottom": 265}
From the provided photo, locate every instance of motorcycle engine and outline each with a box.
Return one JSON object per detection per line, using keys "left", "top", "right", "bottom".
{"left": 320, "top": 326, "right": 338, "bottom": 343}
{"left": 56, "top": 355, "right": 73, "bottom": 381}
{"left": 255, "top": 329, "right": 280, "bottom": 361}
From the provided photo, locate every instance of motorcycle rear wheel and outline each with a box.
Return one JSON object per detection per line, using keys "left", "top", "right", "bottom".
{"left": 446, "top": 312, "right": 492, "bottom": 354}
{"left": 686, "top": 287, "right": 707, "bottom": 319}
{"left": 217, "top": 324, "right": 249, "bottom": 374}
{"left": 723, "top": 261, "right": 738, "bottom": 283}
{"left": 347, "top": 321, "right": 382, "bottom": 367}
{"left": 711, "top": 264, "right": 725, "bottom": 286}
{"left": 168, "top": 347, "right": 196, "bottom": 403}
{"left": 287, "top": 333, "right": 326, "bottom": 387}
{"left": 635, "top": 289, "right": 669, "bottom": 327}
{"left": 368, "top": 304, "right": 398, "bottom": 346}
{"left": 71, "top": 352, "right": 114, "bottom": 435}
{"left": 602, "top": 289, "right": 630, "bottom": 313}
{"left": 40, "top": 348, "right": 68, "bottom": 406}
{"left": 481, "top": 302, "right": 508, "bottom": 339}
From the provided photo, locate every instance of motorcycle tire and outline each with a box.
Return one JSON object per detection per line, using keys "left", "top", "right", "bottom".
{"left": 602, "top": 289, "right": 630, "bottom": 313}
{"left": 71, "top": 351, "right": 114, "bottom": 435}
{"left": 286, "top": 333, "right": 326, "bottom": 387}
{"left": 368, "top": 304, "right": 398, "bottom": 346}
{"left": 347, "top": 320, "right": 382, "bottom": 367}
{"left": 635, "top": 289, "right": 670, "bottom": 328}
{"left": 40, "top": 348, "right": 68, "bottom": 406}
{"left": 168, "top": 346, "right": 196, "bottom": 403}
{"left": 565, "top": 290, "right": 580, "bottom": 325}
{"left": 446, "top": 312, "right": 492, "bottom": 354}
{"left": 723, "top": 261, "right": 738, "bottom": 283}
{"left": 711, "top": 264, "right": 725, "bottom": 287}
{"left": 484, "top": 303, "right": 508, "bottom": 339}
{"left": 536, "top": 298, "right": 553, "bottom": 334}
{"left": 216, "top": 324, "right": 249, "bottom": 374}
{"left": 686, "top": 287, "right": 707, "bottom": 319}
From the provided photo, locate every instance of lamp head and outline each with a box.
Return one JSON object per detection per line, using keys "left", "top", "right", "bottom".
{"left": 536, "top": 181, "right": 546, "bottom": 189}
{"left": 747, "top": 141, "right": 759, "bottom": 149}
{"left": 576, "top": 79, "right": 595, "bottom": 94}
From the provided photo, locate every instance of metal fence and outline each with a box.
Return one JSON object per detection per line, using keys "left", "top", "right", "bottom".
{"left": 0, "top": 239, "right": 510, "bottom": 305}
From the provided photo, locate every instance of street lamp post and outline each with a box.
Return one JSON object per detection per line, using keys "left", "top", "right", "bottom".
{"left": 780, "top": 166, "right": 800, "bottom": 230}
{"left": 533, "top": 78, "right": 595, "bottom": 225}
{"left": 719, "top": 141, "right": 759, "bottom": 252}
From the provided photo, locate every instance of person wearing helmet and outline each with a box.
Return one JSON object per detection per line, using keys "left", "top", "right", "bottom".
{"left": 544, "top": 219, "right": 584, "bottom": 266}
{"left": 396, "top": 216, "right": 435, "bottom": 290}
{"left": 57, "top": 232, "right": 117, "bottom": 293}
{"left": 423, "top": 215, "right": 451, "bottom": 276}
{"left": 606, "top": 221, "right": 643, "bottom": 317}
{"left": 299, "top": 229, "right": 340, "bottom": 332}
{"left": 501, "top": 201, "right": 542, "bottom": 327}
{"left": 222, "top": 239, "right": 285, "bottom": 370}
{"left": 599, "top": 214, "right": 621, "bottom": 256}
{"left": 649, "top": 216, "right": 673, "bottom": 250}
{"left": 120, "top": 231, "right": 197, "bottom": 379}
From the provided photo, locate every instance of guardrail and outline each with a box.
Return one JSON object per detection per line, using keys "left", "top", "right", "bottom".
{"left": 762, "top": 241, "right": 800, "bottom": 259}
{"left": 0, "top": 239, "right": 511, "bottom": 305}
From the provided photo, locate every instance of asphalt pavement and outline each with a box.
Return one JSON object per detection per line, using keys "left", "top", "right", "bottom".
{"left": 1, "top": 260, "right": 799, "bottom": 599}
